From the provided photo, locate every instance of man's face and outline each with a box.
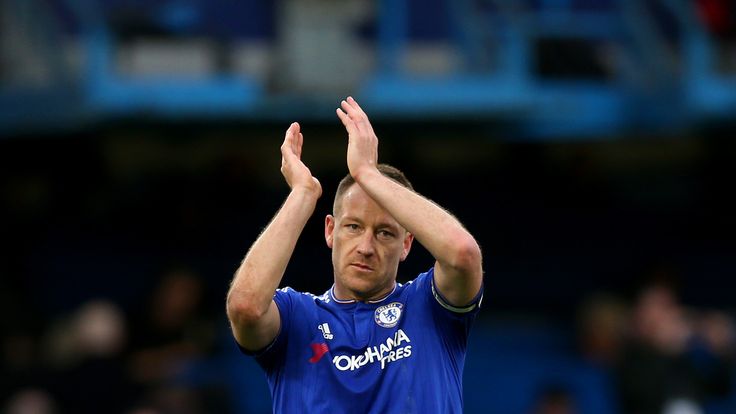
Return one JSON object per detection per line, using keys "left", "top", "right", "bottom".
{"left": 325, "top": 184, "right": 413, "bottom": 300}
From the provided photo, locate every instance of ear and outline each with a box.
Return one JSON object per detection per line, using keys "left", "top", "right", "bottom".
{"left": 400, "top": 232, "right": 414, "bottom": 261}
{"left": 325, "top": 214, "right": 335, "bottom": 248}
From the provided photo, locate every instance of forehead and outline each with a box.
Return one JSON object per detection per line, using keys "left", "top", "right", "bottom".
{"left": 337, "top": 184, "right": 399, "bottom": 225}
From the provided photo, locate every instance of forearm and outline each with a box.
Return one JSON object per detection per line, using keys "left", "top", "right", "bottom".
{"left": 355, "top": 168, "right": 481, "bottom": 271}
{"left": 336, "top": 96, "right": 481, "bottom": 305}
{"left": 227, "top": 187, "right": 319, "bottom": 320}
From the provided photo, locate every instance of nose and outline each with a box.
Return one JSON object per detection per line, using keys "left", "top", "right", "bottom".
{"left": 356, "top": 231, "right": 375, "bottom": 257}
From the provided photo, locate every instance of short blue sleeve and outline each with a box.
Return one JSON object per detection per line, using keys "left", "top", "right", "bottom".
{"left": 414, "top": 267, "right": 483, "bottom": 337}
{"left": 237, "top": 287, "right": 297, "bottom": 371}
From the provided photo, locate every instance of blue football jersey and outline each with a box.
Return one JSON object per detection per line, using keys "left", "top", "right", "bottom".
{"left": 241, "top": 267, "right": 483, "bottom": 413}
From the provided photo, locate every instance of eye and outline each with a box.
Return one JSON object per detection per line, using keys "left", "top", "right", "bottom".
{"left": 345, "top": 223, "right": 360, "bottom": 232}
{"left": 377, "top": 230, "right": 395, "bottom": 240}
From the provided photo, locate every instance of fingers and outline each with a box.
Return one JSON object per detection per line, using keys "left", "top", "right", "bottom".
{"left": 340, "top": 96, "right": 365, "bottom": 116}
{"left": 336, "top": 107, "right": 359, "bottom": 135}
{"left": 282, "top": 122, "right": 295, "bottom": 146}
{"left": 292, "top": 123, "right": 301, "bottom": 157}
{"left": 339, "top": 97, "right": 373, "bottom": 135}
{"left": 297, "top": 132, "right": 303, "bottom": 158}
{"left": 340, "top": 99, "right": 361, "bottom": 119}
{"left": 290, "top": 122, "right": 300, "bottom": 156}
{"left": 281, "top": 122, "right": 301, "bottom": 158}
{"left": 346, "top": 96, "right": 366, "bottom": 116}
{"left": 335, "top": 107, "right": 349, "bottom": 125}
{"left": 340, "top": 97, "right": 367, "bottom": 120}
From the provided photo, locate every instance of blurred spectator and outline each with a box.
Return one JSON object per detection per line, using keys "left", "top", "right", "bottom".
{"left": 577, "top": 294, "right": 629, "bottom": 366}
{"left": 616, "top": 282, "right": 735, "bottom": 414}
{"left": 126, "top": 268, "right": 217, "bottom": 412}
{"left": 2, "top": 388, "right": 57, "bottom": 414}
{"left": 1, "top": 331, "right": 58, "bottom": 414}
{"left": 1, "top": 332, "right": 43, "bottom": 395}
{"left": 43, "top": 299, "right": 134, "bottom": 413}
{"left": 126, "top": 386, "right": 204, "bottom": 414}
{"left": 530, "top": 384, "right": 577, "bottom": 414}
{"left": 697, "top": 311, "right": 735, "bottom": 360}
{"left": 0, "top": 277, "right": 57, "bottom": 412}
{"left": 128, "top": 268, "right": 213, "bottom": 383}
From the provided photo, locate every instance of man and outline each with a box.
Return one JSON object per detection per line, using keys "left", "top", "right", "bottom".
{"left": 227, "top": 97, "right": 484, "bottom": 413}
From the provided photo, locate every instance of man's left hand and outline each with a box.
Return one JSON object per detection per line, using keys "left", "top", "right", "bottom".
{"left": 336, "top": 96, "right": 379, "bottom": 180}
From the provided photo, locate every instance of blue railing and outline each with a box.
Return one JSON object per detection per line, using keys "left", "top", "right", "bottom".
{"left": 1, "top": 0, "right": 734, "bottom": 137}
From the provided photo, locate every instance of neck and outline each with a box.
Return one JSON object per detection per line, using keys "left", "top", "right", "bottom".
{"left": 333, "top": 281, "right": 396, "bottom": 303}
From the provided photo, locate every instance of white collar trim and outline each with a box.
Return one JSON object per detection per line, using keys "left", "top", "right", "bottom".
{"left": 329, "top": 283, "right": 398, "bottom": 304}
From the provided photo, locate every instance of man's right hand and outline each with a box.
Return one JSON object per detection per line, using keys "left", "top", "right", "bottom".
{"left": 280, "top": 122, "right": 322, "bottom": 198}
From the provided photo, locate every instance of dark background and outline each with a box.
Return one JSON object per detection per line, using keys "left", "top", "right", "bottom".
{"left": 4, "top": 123, "right": 734, "bottom": 320}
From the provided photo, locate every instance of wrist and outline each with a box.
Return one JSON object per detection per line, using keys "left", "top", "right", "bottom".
{"left": 351, "top": 164, "right": 380, "bottom": 184}
{"left": 290, "top": 183, "right": 321, "bottom": 201}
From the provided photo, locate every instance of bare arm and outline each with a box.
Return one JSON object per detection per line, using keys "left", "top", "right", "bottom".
{"left": 227, "top": 122, "right": 322, "bottom": 351}
{"left": 336, "top": 98, "right": 482, "bottom": 306}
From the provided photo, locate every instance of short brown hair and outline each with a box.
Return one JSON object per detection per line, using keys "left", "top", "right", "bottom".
{"left": 333, "top": 164, "right": 413, "bottom": 214}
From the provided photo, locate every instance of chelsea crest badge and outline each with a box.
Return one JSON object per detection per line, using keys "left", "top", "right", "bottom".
{"left": 374, "top": 302, "right": 403, "bottom": 328}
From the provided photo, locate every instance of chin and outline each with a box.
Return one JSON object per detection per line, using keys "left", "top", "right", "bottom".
{"left": 340, "top": 275, "right": 374, "bottom": 294}
{"left": 346, "top": 277, "right": 374, "bottom": 292}
{"left": 350, "top": 276, "right": 392, "bottom": 298}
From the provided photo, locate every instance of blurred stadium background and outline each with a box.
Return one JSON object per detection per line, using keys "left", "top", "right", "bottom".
{"left": 2, "top": 0, "right": 736, "bottom": 413}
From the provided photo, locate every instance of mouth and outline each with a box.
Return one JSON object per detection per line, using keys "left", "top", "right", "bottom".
{"left": 350, "top": 263, "right": 374, "bottom": 272}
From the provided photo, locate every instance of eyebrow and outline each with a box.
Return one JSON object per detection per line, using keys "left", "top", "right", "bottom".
{"left": 341, "top": 216, "right": 399, "bottom": 231}
{"left": 341, "top": 216, "right": 363, "bottom": 224}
